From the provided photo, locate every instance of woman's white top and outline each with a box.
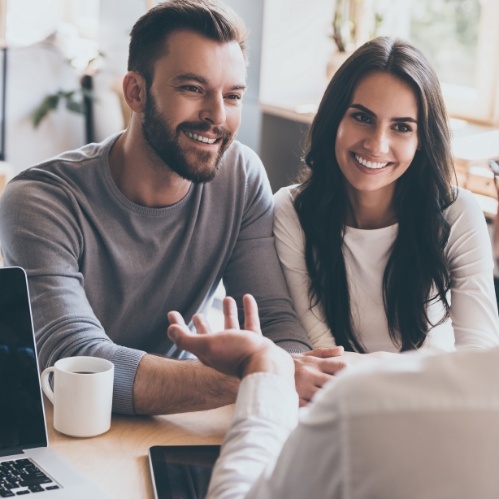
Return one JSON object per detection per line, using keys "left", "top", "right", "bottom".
{"left": 273, "top": 185, "right": 499, "bottom": 352}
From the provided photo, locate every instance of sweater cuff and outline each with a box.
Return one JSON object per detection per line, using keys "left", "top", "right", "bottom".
{"left": 111, "top": 347, "right": 146, "bottom": 415}
{"left": 275, "top": 339, "right": 312, "bottom": 354}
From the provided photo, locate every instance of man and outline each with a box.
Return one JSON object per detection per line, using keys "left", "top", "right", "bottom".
{"left": 0, "top": 0, "right": 343, "bottom": 416}
{"left": 169, "top": 295, "right": 499, "bottom": 499}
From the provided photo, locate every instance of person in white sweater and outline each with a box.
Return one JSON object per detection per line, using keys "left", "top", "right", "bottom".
{"left": 273, "top": 37, "right": 499, "bottom": 364}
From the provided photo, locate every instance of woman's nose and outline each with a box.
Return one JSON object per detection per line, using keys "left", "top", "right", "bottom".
{"left": 363, "top": 127, "right": 389, "bottom": 155}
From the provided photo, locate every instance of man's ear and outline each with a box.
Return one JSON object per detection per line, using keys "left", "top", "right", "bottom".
{"left": 122, "top": 71, "right": 147, "bottom": 113}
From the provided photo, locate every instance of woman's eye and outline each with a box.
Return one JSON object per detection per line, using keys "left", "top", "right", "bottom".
{"left": 394, "top": 123, "right": 412, "bottom": 133}
{"left": 352, "top": 112, "right": 371, "bottom": 124}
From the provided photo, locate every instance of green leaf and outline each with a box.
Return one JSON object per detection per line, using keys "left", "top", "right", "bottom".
{"left": 31, "top": 94, "right": 60, "bottom": 128}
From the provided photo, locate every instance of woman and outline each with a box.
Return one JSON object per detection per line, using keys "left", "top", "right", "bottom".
{"left": 274, "top": 37, "right": 499, "bottom": 361}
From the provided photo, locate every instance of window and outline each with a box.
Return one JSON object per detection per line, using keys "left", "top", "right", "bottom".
{"left": 378, "top": 0, "right": 499, "bottom": 124}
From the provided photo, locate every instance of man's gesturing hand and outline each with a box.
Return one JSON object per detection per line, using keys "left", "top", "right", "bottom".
{"left": 167, "top": 294, "right": 294, "bottom": 381}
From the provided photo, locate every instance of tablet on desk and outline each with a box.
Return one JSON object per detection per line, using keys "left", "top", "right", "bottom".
{"left": 149, "top": 445, "right": 221, "bottom": 499}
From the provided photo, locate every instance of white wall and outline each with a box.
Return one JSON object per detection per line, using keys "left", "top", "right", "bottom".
{"left": 3, "top": 0, "right": 145, "bottom": 175}
{"left": 5, "top": 43, "right": 85, "bottom": 175}
{"left": 3, "top": 0, "right": 265, "bottom": 175}
{"left": 260, "top": 0, "right": 335, "bottom": 107}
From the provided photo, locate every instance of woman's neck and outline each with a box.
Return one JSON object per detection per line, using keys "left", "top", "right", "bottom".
{"left": 345, "top": 187, "right": 397, "bottom": 229}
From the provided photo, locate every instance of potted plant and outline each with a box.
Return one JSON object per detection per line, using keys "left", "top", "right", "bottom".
{"left": 327, "top": 0, "right": 383, "bottom": 78}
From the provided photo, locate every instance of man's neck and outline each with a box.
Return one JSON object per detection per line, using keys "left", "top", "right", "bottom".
{"left": 108, "top": 129, "right": 191, "bottom": 208}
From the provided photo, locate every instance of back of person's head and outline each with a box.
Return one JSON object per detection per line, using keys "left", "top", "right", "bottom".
{"left": 128, "top": 0, "right": 248, "bottom": 87}
{"left": 306, "top": 36, "right": 454, "bottom": 200}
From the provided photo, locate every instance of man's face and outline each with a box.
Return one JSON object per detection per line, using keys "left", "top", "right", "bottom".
{"left": 141, "top": 30, "right": 247, "bottom": 183}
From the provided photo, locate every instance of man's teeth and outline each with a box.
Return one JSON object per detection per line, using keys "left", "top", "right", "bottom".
{"left": 355, "top": 154, "right": 388, "bottom": 169}
{"left": 185, "top": 131, "right": 216, "bottom": 144}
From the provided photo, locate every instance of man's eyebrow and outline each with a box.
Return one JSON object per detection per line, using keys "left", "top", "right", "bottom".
{"left": 349, "top": 103, "right": 417, "bottom": 123}
{"left": 171, "top": 73, "right": 207, "bottom": 85}
{"left": 171, "top": 73, "right": 247, "bottom": 91}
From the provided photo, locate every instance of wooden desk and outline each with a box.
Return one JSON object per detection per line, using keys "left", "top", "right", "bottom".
{"left": 44, "top": 398, "right": 233, "bottom": 499}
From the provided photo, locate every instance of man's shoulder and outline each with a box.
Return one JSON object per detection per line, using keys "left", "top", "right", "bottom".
{"left": 4, "top": 134, "right": 119, "bottom": 201}
{"left": 12, "top": 133, "right": 118, "bottom": 183}
{"left": 219, "top": 140, "right": 266, "bottom": 178}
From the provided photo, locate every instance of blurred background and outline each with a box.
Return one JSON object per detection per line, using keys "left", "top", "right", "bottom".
{"left": 0, "top": 0, "right": 498, "bottom": 202}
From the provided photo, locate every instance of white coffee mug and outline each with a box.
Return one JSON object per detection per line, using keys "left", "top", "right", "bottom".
{"left": 41, "top": 356, "right": 114, "bottom": 438}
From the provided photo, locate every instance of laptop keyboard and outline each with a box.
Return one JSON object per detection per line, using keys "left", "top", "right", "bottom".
{"left": 0, "top": 458, "right": 60, "bottom": 496}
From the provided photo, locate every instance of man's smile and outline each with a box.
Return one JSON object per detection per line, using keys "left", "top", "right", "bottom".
{"left": 183, "top": 130, "right": 218, "bottom": 144}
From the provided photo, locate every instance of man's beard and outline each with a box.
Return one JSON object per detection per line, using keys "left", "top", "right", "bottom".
{"left": 142, "top": 92, "right": 233, "bottom": 183}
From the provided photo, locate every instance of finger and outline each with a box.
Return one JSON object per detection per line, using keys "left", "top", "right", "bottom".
{"left": 167, "top": 323, "right": 191, "bottom": 344}
{"left": 167, "top": 311, "right": 187, "bottom": 326}
{"left": 294, "top": 355, "right": 347, "bottom": 377}
{"left": 295, "top": 381, "right": 321, "bottom": 403}
{"left": 304, "top": 346, "right": 344, "bottom": 358}
{"left": 193, "top": 314, "right": 212, "bottom": 335}
{"left": 242, "top": 294, "right": 261, "bottom": 333}
{"left": 310, "top": 371, "right": 332, "bottom": 387}
{"left": 223, "top": 296, "right": 240, "bottom": 330}
{"left": 317, "top": 358, "right": 347, "bottom": 375}
{"left": 299, "top": 397, "right": 309, "bottom": 408}
{"left": 168, "top": 324, "right": 206, "bottom": 357}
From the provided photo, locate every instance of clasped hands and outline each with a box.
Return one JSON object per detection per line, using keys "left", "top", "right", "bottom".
{"left": 167, "top": 294, "right": 346, "bottom": 406}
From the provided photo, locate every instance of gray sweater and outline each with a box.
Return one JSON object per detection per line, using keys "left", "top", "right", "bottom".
{"left": 0, "top": 133, "right": 310, "bottom": 414}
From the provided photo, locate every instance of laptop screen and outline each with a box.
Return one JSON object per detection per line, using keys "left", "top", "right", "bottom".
{"left": 0, "top": 266, "right": 47, "bottom": 455}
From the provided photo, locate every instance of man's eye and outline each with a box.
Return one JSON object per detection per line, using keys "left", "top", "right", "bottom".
{"left": 180, "top": 85, "right": 202, "bottom": 93}
{"left": 225, "top": 94, "right": 242, "bottom": 101}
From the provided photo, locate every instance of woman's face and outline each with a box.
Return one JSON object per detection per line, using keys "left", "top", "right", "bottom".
{"left": 335, "top": 71, "right": 420, "bottom": 199}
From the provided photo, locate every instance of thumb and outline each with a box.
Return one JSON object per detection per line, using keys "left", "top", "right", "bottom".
{"left": 305, "top": 346, "right": 344, "bottom": 358}
{"left": 167, "top": 323, "right": 199, "bottom": 352}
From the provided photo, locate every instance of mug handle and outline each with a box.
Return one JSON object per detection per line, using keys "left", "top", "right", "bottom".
{"left": 40, "top": 367, "right": 56, "bottom": 404}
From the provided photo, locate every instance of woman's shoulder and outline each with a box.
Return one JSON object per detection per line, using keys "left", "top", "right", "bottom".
{"left": 274, "top": 184, "right": 299, "bottom": 204}
{"left": 445, "top": 186, "right": 484, "bottom": 222}
{"left": 273, "top": 184, "right": 301, "bottom": 214}
{"left": 273, "top": 185, "right": 303, "bottom": 232}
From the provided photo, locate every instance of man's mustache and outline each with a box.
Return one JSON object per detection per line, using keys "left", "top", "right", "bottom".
{"left": 178, "top": 122, "right": 232, "bottom": 141}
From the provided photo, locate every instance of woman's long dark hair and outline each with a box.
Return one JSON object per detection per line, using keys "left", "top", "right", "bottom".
{"left": 294, "top": 37, "right": 457, "bottom": 352}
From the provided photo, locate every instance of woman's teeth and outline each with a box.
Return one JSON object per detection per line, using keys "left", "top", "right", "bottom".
{"left": 355, "top": 154, "right": 388, "bottom": 169}
{"left": 185, "top": 131, "right": 216, "bottom": 144}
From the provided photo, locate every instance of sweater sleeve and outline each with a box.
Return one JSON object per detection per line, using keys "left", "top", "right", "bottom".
{"left": 273, "top": 187, "right": 336, "bottom": 348}
{"left": 0, "top": 176, "right": 144, "bottom": 415}
{"left": 222, "top": 150, "right": 312, "bottom": 354}
{"left": 445, "top": 188, "right": 499, "bottom": 349}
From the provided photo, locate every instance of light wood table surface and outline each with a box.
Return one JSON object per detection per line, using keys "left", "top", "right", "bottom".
{"left": 44, "top": 397, "right": 233, "bottom": 499}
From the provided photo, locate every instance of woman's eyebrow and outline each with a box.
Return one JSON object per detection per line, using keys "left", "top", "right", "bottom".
{"left": 349, "top": 103, "right": 375, "bottom": 116}
{"left": 349, "top": 103, "right": 417, "bottom": 123}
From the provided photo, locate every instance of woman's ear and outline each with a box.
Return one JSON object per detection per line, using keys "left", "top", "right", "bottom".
{"left": 122, "top": 71, "right": 147, "bottom": 113}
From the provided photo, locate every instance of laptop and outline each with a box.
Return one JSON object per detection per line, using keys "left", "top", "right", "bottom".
{"left": 0, "top": 266, "right": 109, "bottom": 498}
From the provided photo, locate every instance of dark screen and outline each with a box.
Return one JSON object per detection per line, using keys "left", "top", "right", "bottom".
{"left": 0, "top": 267, "right": 47, "bottom": 454}
{"left": 149, "top": 445, "right": 220, "bottom": 499}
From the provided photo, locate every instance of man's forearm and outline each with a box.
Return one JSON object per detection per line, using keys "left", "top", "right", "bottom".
{"left": 133, "top": 353, "right": 239, "bottom": 415}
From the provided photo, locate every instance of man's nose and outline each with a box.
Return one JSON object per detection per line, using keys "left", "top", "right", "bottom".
{"left": 199, "top": 94, "right": 226, "bottom": 125}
